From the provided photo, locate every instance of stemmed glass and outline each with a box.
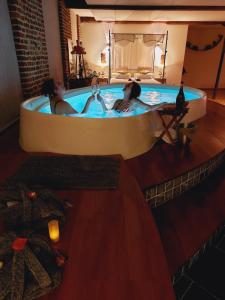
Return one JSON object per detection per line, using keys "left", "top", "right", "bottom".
{"left": 91, "top": 84, "right": 100, "bottom": 99}
{"left": 96, "top": 84, "right": 100, "bottom": 95}
{"left": 91, "top": 85, "right": 97, "bottom": 96}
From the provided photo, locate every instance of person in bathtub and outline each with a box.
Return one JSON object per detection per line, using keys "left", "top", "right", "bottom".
{"left": 42, "top": 79, "right": 95, "bottom": 115}
{"left": 96, "top": 81, "right": 167, "bottom": 112}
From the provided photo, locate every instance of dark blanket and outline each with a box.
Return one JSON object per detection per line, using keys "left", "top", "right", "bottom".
{"left": 2, "top": 155, "right": 120, "bottom": 190}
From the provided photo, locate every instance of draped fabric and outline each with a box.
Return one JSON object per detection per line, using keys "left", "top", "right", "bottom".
{"left": 112, "top": 34, "right": 162, "bottom": 70}
{"left": 102, "top": 22, "right": 115, "bottom": 45}
{"left": 101, "top": 22, "right": 115, "bottom": 69}
{"left": 143, "top": 34, "right": 164, "bottom": 44}
{"left": 101, "top": 23, "right": 167, "bottom": 72}
{"left": 113, "top": 33, "right": 135, "bottom": 43}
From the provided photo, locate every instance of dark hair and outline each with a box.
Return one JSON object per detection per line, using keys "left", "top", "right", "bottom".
{"left": 42, "top": 79, "right": 56, "bottom": 97}
{"left": 125, "top": 82, "right": 141, "bottom": 100}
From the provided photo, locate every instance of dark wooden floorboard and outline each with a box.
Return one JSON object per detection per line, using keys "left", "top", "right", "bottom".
{"left": 126, "top": 100, "right": 225, "bottom": 189}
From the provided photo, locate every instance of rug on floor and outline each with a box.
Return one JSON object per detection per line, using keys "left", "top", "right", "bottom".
{"left": 2, "top": 155, "right": 121, "bottom": 190}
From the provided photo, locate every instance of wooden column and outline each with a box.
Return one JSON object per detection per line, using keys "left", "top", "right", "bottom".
{"left": 213, "top": 37, "right": 225, "bottom": 99}
{"left": 108, "top": 30, "right": 111, "bottom": 84}
{"left": 162, "top": 31, "right": 168, "bottom": 82}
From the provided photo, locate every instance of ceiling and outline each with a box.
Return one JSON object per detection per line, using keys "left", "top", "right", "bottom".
{"left": 68, "top": 0, "right": 225, "bottom": 22}
{"left": 86, "top": 0, "right": 225, "bottom": 5}
{"left": 73, "top": 9, "right": 225, "bottom": 22}
{"left": 65, "top": 0, "right": 225, "bottom": 9}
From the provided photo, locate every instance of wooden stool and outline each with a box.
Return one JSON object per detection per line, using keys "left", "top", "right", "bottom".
{"left": 157, "top": 106, "right": 189, "bottom": 145}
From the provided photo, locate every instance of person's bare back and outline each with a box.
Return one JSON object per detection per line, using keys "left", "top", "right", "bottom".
{"left": 42, "top": 78, "right": 101, "bottom": 115}
{"left": 50, "top": 94, "right": 77, "bottom": 115}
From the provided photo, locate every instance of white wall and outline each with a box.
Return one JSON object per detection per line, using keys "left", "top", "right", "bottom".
{"left": 166, "top": 25, "right": 188, "bottom": 85}
{"left": 42, "top": 0, "right": 63, "bottom": 83}
{"left": 0, "top": 0, "right": 22, "bottom": 131}
{"left": 80, "top": 22, "right": 106, "bottom": 71}
{"left": 70, "top": 10, "right": 77, "bottom": 44}
{"left": 79, "top": 22, "right": 188, "bottom": 85}
{"left": 183, "top": 25, "right": 225, "bottom": 89}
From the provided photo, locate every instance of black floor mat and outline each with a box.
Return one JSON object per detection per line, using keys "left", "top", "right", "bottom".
{"left": 2, "top": 155, "right": 121, "bottom": 190}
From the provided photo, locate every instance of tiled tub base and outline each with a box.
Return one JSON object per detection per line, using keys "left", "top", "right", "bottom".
{"left": 145, "top": 151, "right": 225, "bottom": 207}
{"left": 172, "top": 223, "right": 225, "bottom": 300}
{"left": 171, "top": 223, "right": 225, "bottom": 285}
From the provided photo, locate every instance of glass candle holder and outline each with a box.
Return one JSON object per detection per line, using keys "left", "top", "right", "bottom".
{"left": 0, "top": 261, "right": 4, "bottom": 269}
{"left": 48, "top": 219, "right": 60, "bottom": 243}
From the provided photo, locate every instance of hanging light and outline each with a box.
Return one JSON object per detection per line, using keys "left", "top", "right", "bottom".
{"left": 160, "top": 54, "right": 165, "bottom": 65}
{"left": 101, "top": 52, "right": 106, "bottom": 64}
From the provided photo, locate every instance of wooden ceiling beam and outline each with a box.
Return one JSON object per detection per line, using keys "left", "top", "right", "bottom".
{"left": 80, "top": 17, "right": 225, "bottom": 26}
{"left": 65, "top": 1, "right": 225, "bottom": 11}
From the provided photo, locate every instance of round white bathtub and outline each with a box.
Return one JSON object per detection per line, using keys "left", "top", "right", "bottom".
{"left": 19, "top": 84, "right": 206, "bottom": 159}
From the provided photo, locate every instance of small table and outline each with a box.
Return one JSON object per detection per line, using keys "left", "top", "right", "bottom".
{"left": 157, "top": 106, "right": 189, "bottom": 145}
{"left": 98, "top": 77, "right": 109, "bottom": 85}
{"left": 68, "top": 78, "right": 91, "bottom": 89}
{"left": 155, "top": 77, "right": 166, "bottom": 84}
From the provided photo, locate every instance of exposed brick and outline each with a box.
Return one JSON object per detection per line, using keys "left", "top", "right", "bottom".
{"left": 8, "top": 0, "right": 49, "bottom": 99}
{"left": 58, "top": 0, "right": 72, "bottom": 87}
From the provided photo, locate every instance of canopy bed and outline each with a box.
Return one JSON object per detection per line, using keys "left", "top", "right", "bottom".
{"left": 108, "top": 31, "right": 168, "bottom": 84}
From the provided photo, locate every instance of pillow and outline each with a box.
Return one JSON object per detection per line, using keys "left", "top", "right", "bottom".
{"left": 137, "top": 67, "right": 153, "bottom": 74}
{"left": 137, "top": 74, "right": 152, "bottom": 79}
{"left": 116, "top": 68, "right": 128, "bottom": 74}
{"left": 116, "top": 74, "right": 129, "bottom": 79}
{"left": 112, "top": 72, "right": 120, "bottom": 77}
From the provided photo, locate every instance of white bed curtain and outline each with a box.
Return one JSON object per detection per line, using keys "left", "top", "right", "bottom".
{"left": 102, "top": 22, "right": 115, "bottom": 45}
{"left": 112, "top": 35, "right": 155, "bottom": 70}
{"left": 112, "top": 33, "right": 165, "bottom": 71}
{"left": 111, "top": 22, "right": 167, "bottom": 71}
{"left": 100, "top": 23, "right": 167, "bottom": 76}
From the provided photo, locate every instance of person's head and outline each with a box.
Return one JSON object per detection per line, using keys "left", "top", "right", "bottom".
{"left": 42, "top": 79, "right": 64, "bottom": 98}
{"left": 123, "top": 81, "right": 141, "bottom": 100}
{"left": 42, "top": 79, "right": 56, "bottom": 97}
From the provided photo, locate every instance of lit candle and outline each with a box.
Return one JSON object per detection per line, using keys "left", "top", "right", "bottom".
{"left": 28, "top": 191, "right": 37, "bottom": 199}
{"left": 48, "top": 220, "right": 59, "bottom": 243}
{"left": 0, "top": 261, "right": 3, "bottom": 269}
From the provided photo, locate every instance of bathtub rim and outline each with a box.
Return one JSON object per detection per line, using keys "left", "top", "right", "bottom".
{"left": 21, "top": 83, "right": 207, "bottom": 121}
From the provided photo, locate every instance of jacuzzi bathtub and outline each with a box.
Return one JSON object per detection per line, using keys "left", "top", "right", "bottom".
{"left": 20, "top": 84, "right": 206, "bottom": 159}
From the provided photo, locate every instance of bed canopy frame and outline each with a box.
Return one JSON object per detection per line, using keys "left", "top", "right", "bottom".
{"left": 108, "top": 30, "right": 168, "bottom": 83}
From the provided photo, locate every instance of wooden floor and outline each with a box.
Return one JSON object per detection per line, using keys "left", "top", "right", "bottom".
{"left": 203, "top": 88, "right": 225, "bottom": 106}
{"left": 153, "top": 160, "right": 225, "bottom": 275}
{"left": 126, "top": 100, "right": 225, "bottom": 189}
{"left": 0, "top": 126, "right": 176, "bottom": 300}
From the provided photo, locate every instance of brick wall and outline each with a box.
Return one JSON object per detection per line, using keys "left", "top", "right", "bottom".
{"left": 8, "top": 0, "right": 49, "bottom": 99}
{"left": 58, "top": 0, "right": 72, "bottom": 87}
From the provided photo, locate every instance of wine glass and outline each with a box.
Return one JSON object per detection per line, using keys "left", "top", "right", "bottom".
{"left": 91, "top": 85, "right": 97, "bottom": 96}
{"left": 96, "top": 84, "right": 100, "bottom": 95}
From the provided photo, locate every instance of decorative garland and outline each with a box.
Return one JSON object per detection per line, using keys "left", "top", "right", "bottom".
{"left": 0, "top": 231, "right": 62, "bottom": 300}
{"left": 0, "top": 185, "right": 69, "bottom": 299}
{"left": 186, "top": 34, "right": 223, "bottom": 51}
{"left": 0, "top": 184, "right": 67, "bottom": 230}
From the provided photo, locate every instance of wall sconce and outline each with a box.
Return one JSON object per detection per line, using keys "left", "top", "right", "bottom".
{"left": 160, "top": 54, "right": 165, "bottom": 65}
{"left": 101, "top": 52, "right": 106, "bottom": 64}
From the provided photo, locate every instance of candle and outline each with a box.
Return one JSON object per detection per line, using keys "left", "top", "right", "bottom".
{"left": 28, "top": 191, "right": 37, "bottom": 199}
{"left": 0, "top": 261, "right": 3, "bottom": 269}
{"left": 48, "top": 220, "right": 59, "bottom": 243}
